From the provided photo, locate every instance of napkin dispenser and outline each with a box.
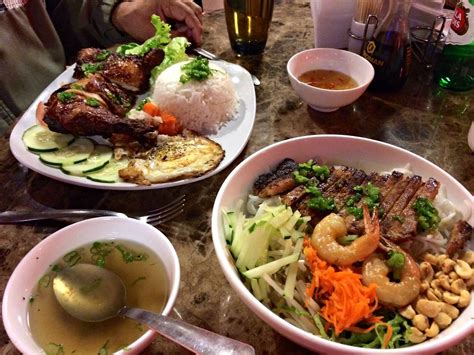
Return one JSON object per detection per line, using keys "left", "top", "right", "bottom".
{"left": 310, "top": 0, "right": 357, "bottom": 49}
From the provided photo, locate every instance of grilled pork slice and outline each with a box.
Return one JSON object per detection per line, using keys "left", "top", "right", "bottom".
{"left": 44, "top": 88, "right": 156, "bottom": 145}
{"left": 253, "top": 158, "right": 298, "bottom": 197}
{"left": 74, "top": 48, "right": 164, "bottom": 92}
{"left": 446, "top": 220, "right": 473, "bottom": 257}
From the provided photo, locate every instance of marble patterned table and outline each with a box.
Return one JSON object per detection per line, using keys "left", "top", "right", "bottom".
{"left": 0, "top": 1, "right": 472, "bottom": 354}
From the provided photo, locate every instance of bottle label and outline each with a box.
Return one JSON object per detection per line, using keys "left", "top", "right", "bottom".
{"left": 447, "top": 0, "right": 474, "bottom": 45}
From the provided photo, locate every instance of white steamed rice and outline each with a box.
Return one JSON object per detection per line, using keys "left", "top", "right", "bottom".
{"left": 152, "top": 61, "right": 238, "bottom": 135}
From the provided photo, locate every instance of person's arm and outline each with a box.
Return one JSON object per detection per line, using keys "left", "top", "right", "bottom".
{"left": 111, "top": 0, "right": 203, "bottom": 45}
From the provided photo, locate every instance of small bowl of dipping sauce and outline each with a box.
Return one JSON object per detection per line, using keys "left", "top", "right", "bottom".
{"left": 287, "top": 48, "right": 374, "bottom": 112}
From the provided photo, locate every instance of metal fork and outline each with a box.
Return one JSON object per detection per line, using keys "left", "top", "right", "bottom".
{"left": 0, "top": 194, "right": 186, "bottom": 227}
{"left": 191, "top": 47, "right": 261, "bottom": 86}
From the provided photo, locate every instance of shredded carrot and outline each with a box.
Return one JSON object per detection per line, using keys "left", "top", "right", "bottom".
{"left": 143, "top": 102, "right": 160, "bottom": 116}
{"left": 303, "top": 238, "right": 381, "bottom": 338}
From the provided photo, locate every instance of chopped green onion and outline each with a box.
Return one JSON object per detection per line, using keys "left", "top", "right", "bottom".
{"left": 57, "top": 91, "right": 76, "bottom": 103}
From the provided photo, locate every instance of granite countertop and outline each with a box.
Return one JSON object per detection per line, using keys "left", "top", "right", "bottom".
{"left": 0, "top": 1, "right": 473, "bottom": 354}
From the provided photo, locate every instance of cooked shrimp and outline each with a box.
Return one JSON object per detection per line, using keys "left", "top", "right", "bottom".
{"left": 362, "top": 250, "right": 421, "bottom": 308}
{"left": 310, "top": 205, "right": 380, "bottom": 266}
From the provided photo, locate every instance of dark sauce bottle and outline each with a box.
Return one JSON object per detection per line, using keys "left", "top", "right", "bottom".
{"left": 363, "top": 0, "right": 412, "bottom": 91}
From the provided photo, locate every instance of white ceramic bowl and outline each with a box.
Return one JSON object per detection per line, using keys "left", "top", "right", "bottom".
{"left": 2, "top": 217, "right": 180, "bottom": 354}
{"left": 211, "top": 135, "right": 474, "bottom": 354}
{"left": 287, "top": 48, "right": 374, "bottom": 112}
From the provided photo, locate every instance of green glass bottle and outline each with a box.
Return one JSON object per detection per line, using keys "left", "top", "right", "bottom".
{"left": 434, "top": 0, "right": 474, "bottom": 91}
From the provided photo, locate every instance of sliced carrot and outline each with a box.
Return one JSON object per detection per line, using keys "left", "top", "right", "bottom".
{"left": 36, "top": 102, "right": 47, "bottom": 127}
{"left": 143, "top": 102, "right": 160, "bottom": 116}
{"left": 158, "top": 111, "right": 182, "bottom": 136}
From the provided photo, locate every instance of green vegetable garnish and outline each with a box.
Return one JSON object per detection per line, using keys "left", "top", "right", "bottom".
{"left": 95, "top": 50, "right": 111, "bottom": 61}
{"left": 38, "top": 274, "right": 51, "bottom": 288}
{"left": 346, "top": 182, "right": 381, "bottom": 219}
{"left": 337, "top": 234, "right": 358, "bottom": 246}
{"left": 45, "top": 343, "right": 65, "bottom": 355}
{"left": 116, "top": 15, "right": 171, "bottom": 56}
{"left": 57, "top": 91, "right": 76, "bottom": 103}
{"left": 392, "top": 215, "right": 405, "bottom": 223}
{"left": 115, "top": 244, "right": 148, "bottom": 263}
{"left": 249, "top": 223, "right": 257, "bottom": 233}
{"left": 63, "top": 250, "right": 81, "bottom": 267}
{"left": 51, "top": 264, "right": 62, "bottom": 272}
{"left": 98, "top": 340, "right": 109, "bottom": 355}
{"left": 412, "top": 197, "right": 440, "bottom": 231}
{"left": 81, "top": 62, "right": 103, "bottom": 75}
{"left": 90, "top": 241, "right": 114, "bottom": 267}
{"left": 85, "top": 97, "right": 101, "bottom": 107}
{"left": 180, "top": 57, "right": 213, "bottom": 84}
{"left": 151, "top": 36, "right": 190, "bottom": 83}
{"left": 70, "top": 83, "right": 85, "bottom": 90}
{"left": 136, "top": 97, "right": 151, "bottom": 111}
{"left": 306, "top": 185, "right": 336, "bottom": 212}
{"left": 293, "top": 171, "right": 309, "bottom": 184}
{"left": 387, "top": 250, "right": 405, "bottom": 281}
{"left": 312, "top": 165, "right": 330, "bottom": 181}
{"left": 347, "top": 206, "right": 363, "bottom": 220}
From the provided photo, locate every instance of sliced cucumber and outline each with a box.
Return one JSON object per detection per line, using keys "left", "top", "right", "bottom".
{"left": 39, "top": 138, "right": 94, "bottom": 166}
{"left": 22, "top": 125, "right": 74, "bottom": 152}
{"left": 61, "top": 145, "right": 113, "bottom": 176}
{"left": 86, "top": 158, "right": 129, "bottom": 183}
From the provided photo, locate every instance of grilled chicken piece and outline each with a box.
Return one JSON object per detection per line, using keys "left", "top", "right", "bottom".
{"left": 446, "top": 220, "right": 473, "bottom": 257}
{"left": 74, "top": 48, "right": 164, "bottom": 92}
{"left": 44, "top": 88, "right": 156, "bottom": 145}
{"left": 80, "top": 74, "right": 135, "bottom": 116}
{"left": 253, "top": 158, "right": 298, "bottom": 197}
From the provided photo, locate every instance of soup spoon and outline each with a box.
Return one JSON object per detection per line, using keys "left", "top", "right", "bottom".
{"left": 53, "top": 264, "right": 255, "bottom": 355}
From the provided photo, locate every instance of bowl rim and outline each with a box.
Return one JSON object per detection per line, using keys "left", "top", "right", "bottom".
{"left": 2, "top": 216, "right": 181, "bottom": 354}
{"left": 287, "top": 48, "right": 375, "bottom": 93}
{"left": 211, "top": 134, "right": 474, "bottom": 354}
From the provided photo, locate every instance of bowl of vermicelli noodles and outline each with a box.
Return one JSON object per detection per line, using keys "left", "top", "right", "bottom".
{"left": 211, "top": 135, "right": 473, "bottom": 353}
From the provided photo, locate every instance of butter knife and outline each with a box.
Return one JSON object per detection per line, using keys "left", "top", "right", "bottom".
{"left": 191, "top": 47, "right": 261, "bottom": 86}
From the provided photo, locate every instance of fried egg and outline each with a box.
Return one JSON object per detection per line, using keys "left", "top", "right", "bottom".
{"left": 118, "top": 130, "right": 224, "bottom": 185}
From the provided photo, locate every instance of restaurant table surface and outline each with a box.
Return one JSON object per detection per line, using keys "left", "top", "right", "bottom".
{"left": 0, "top": 1, "right": 473, "bottom": 354}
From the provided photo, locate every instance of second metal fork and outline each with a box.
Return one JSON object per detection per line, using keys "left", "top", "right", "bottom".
{"left": 0, "top": 194, "right": 186, "bottom": 227}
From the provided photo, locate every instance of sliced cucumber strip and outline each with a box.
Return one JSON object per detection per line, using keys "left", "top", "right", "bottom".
{"left": 86, "top": 158, "right": 129, "bottom": 183}
{"left": 61, "top": 145, "right": 113, "bottom": 176}
{"left": 22, "top": 125, "right": 74, "bottom": 152}
{"left": 39, "top": 138, "right": 94, "bottom": 166}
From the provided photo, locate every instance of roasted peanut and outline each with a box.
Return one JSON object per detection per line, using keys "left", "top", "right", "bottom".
{"left": 461, "top": 250, "right": 474, "bottom": 265}
{"left": 420, "top": 281, "right": 430, "bottom": 293}
{"left": 438, "top": 275, "right": 451, "bottom": 290}
{"left": 435, "top": 271, "right": 443, "bottom": 278}
{"left": 442, "top": 303, "right": 460, "bottom": 319}
{"left": 458, "top": 289, "right": 471, "bottom": 308}
{"left": 425, "top": 321, "right": 440, "bottom": 338}
{"left": 454, "top": 260, "right": 472, "bottom": 280}
{"left": 416, "top": 299, "right": 443, "bottom": 318}
{"left": 407, "top": 327, "right": 427, "bottom": 343}
{"left": 413, "top": 314, "right": 429, "bottom": 331}
{"left": 443, "top": 291, "right": 460, "bottom": 305}
{"left": 437, "top": 254, "right": 448, "bottom": 265}
{"left": 420, "top": 262, "right": 434, "bottom": 282}
{"left": 424, "top": 253, "right": 438, "bottom": 266}
{"left": 449, "top": 271, "right": 459, "bottom": 281}
{"left": 450, "top": 278, "right": 466, "bottom": 295}
{"left": 434, "top": 312, "right": 452, "bottom": 329}
{"left": 441, "top": 258, "right": 456, "bottom": 274}
{"left": 399, "top": 305, "right": 416, "bottom": 320}
{"left": 426, "top": 289, "right": 441, "bottom": 302}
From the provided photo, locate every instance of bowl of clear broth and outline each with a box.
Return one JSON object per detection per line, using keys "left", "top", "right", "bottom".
{"left": 287, "top": 48, "right": 374, "bottom": 112}
{"left": 2, "top": 217, "right": 180, "bottom": 354}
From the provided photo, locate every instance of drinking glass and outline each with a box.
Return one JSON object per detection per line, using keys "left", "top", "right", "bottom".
{"left": 224, "top": 0, "right": 274, "bottom": 56}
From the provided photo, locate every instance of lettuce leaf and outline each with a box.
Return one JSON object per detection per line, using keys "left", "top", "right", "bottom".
{"left": 150, "top": 36, "right": 190, "bottom": 83}
{"left": 116, "top": 15, "right": 171, "bottom": 56}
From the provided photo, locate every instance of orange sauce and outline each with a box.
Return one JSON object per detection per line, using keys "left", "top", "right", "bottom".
{"left": 298, "top": 69, "right": 358, "bottom": 90}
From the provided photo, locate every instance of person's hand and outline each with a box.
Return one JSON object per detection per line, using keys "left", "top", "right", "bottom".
{"left": 112, "top": 0, "right": 203, "bottom": 45}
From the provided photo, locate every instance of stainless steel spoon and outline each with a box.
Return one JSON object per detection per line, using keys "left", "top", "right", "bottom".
{"left": 53, "top": 264, "right": 255, "bottom": 355}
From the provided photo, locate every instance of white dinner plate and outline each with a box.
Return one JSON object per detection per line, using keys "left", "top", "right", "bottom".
{"left": 9, "top": 61, "right": 256, "bottom": 190}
